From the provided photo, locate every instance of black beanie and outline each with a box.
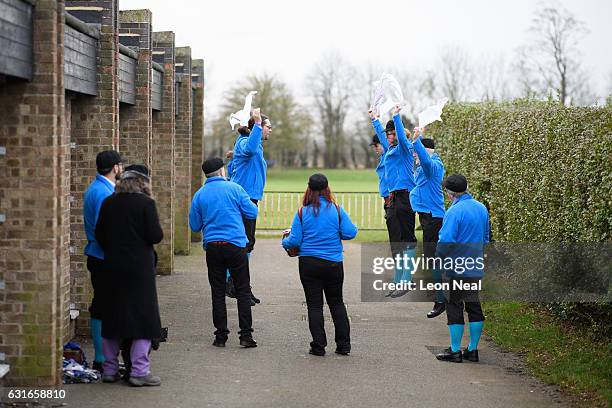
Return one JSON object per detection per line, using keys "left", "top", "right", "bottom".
{"left": 442, "top": 174, "right": 468, "bottom": 193}
{"left": 421, "top": 138, "right": 435, "bottom": 149}
{"left": 308, "top": 173, "right": 328, "bottom": 191}
{"left": 202, "top": 157, "right": 224, "bottom": 175}
{"left": 385, "top": 120, "right": 395, "bottom": 133}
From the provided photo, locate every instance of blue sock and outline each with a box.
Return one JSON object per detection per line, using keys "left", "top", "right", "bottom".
{"left": 448, "top": 324, "right": 464, "bottom": 353}
{"left": 393, "top": 266, "right": 403, "bottom": 284}
{"left": 468, "top": 321, "right": 484, "bottom": 351}
{"left": 432, "top": 268, "right": 445, "bottom": 303}
{"left": 400, "top": 248, "right": 416, "bottom": 283}
{"left": 90, "top": 318, "right": 105, "bottom": 363}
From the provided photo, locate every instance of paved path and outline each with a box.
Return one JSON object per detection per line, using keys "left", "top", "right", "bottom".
{"left": 65, "top": 240, "right": 565, "bottom": 408}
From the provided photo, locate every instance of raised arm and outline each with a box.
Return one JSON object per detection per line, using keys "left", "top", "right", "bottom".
{"left": 339, "top": 207, "right": 358, "bottom": 240}
{"left": 412, "top": 128, "right": 437, "bottom": 179}
{"left": 393, "top": 105, "right": 413, "bottom": 154}
{"left": 282, "top": 211, "right": 303, "bottom": 249}
{"left": 369, "top": 108, "right": 389, "bottom": 150}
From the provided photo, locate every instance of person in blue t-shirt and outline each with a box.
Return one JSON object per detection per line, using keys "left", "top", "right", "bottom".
{"left": 282, "top": 174, "right": 358, "bottom": 356}
{"left": 189, "top": 158, "right": 259, "bottom": 348}
{"left": 83, "top": 150, "right": 123, "bottom": 372}
{"left": 410, "top": 127, "right": 447, "bottom": 318}
{"left": 434, "top": 174, "right": 489, "bottom": 364}
{"left": 230, "top": 108, "right": 272, "bottom": 305}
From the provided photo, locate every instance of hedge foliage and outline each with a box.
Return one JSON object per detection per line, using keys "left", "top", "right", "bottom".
{"left": 429, "top": 100, "right": 612, "bottom": 335}
{"left": 430, "top": 100, "right": 611, "bottom": 243}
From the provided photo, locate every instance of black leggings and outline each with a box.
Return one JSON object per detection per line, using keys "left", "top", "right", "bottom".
{"left": 446, "top": 278, "right": 485, "bottom": 325}
{"left": 298, "top": 257, "right": 350, "bottom": 352}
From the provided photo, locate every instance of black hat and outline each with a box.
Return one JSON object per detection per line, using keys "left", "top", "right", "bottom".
{"left": 96, "top": 150, "right": 124, "bottom": 173}
{"left": 369, "top": 134, "right": 381, "bottom": 146}
{"left": 202, "top": 157, "right": 224, "bottom": 175}
{"left": 308, "top": 173, "right": 328, "bottom": 191}
{"left": 442, "top": 174, "right": 468, "bottom": 193}
{"left": 122, "top": 164, "right": 150, "bottom": 181}
{"left": 421, "top": 138, "right": 435, "bottom": 149}
{"left": 385, "top": 120, "right": 395, "bottom": 133}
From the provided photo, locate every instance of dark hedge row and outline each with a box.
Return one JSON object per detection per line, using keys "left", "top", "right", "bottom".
{"left": 429, "top": 100, "right": 611, "bottom": 335}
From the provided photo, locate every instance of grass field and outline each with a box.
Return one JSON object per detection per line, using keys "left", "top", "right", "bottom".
{"left": 259, "top": 168, "right": 421, "bottom": 242}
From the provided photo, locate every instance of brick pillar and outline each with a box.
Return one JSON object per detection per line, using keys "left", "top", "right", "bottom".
{"left": 66, "top": 0, "right": 119, "bottom": 335}
{"left": 119, "top": 9, "right": 152, "bottom": 168}
{"left": 151, "top": 32, "right": 175, "bottom": 274}
{"left": 0, "top": 0, "right": 69, "bottom": 386}
{"left": 173, "top": 47, "right": 192, "bottom": 255}
{"left": 190, "top": 59, "right": 204, "bottom": 243}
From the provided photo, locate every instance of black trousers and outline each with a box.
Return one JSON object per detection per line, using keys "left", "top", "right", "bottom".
{"left": 298, "top": 257, "right": 350, "bottom": 352}
{"left": 87, "top": 256, "right": 107, "bottom": 320}
{"left": 446, "top": 277, "right": 485, "bottom": 325}
{"left": 242, "top": 199, "right": 258, "bottom": 253}
{"left": 205, "top": 243, "right": 253, "bottom": 338}
{"left": 385, "top": 191, "right": 417, "bottom": 256}
{"left": 418, "top": 212, "right": 443, "bottom": 260}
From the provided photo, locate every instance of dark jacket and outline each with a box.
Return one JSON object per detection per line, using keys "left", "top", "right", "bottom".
{"left": 95, "top": 192, "right": 164, "bottom": 339}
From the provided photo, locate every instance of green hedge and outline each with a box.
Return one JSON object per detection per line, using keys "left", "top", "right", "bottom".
{"left": 429, "top": 100, "right": 612, "bottom": 335}
{"left": 430, "top": 100, "right": 611, "bottom": 242}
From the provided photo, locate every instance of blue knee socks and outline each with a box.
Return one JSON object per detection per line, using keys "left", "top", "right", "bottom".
{"left": 90, "top": 318, "right": 105, "bottom": 363}
{"left": 448, "top": 324, "right": 464, "bottom": 353}
{"left": 400, "top": 247, "right": 416, "bottom": 283}
{"left": 468, "top": 321, "right": 484, "bottom": 351}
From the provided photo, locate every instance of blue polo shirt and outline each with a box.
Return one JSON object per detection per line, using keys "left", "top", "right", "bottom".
{"left": 83, "top": 174, "right": 115, "bottom": 259}
{"left": 231, "top": 124, "right": 267, "bottom": 201}
{"left": 410, "top": 137, "right": 445, "bottom": 218}
{"left": 372, "top": 115, "right": 415, "bottom": 193}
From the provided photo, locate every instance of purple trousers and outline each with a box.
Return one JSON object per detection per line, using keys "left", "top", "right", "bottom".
{"left": 102, "top": 338, "right": 151, "bottom": 377}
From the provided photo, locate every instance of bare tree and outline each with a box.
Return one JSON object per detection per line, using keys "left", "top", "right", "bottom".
{"left": 308, "top": 51, "right": 356, "bottom": 168}
{"left": 516, "top": 0, "right": 592, "bottom": 105}
{"left": 477, "top": 55, "right": 514, "bottom": 102}
{"left": 438, "top": 47, "right": 475, "bottom": 102}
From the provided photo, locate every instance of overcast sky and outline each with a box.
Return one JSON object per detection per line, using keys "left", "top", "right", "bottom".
{"left": 121, "top": 0, "right": 612, "bottom": 119}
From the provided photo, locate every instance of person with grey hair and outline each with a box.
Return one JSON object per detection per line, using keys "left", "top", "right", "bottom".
{"left": 95, "top": 164, "right": 164, "bottom": 386}
{"left": 189, "top": 158, "right": 259, "bottom": 348}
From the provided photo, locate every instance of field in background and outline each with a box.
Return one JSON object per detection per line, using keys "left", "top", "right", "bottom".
{"left": 258, "top": 168, "right": 422, "bottom": 242}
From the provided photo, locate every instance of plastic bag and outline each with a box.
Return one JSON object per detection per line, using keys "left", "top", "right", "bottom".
{"left": 371, "top": 73, "right": 404, "bottom": 116}
{"left": 229, "top": 91, "right": 257, "bottom": 130}
{"left": 418, "top": 98, "right": 449, "bottom": 128}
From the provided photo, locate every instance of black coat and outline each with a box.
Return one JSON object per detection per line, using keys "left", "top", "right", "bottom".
{"left": 95, "top": 192, "right": 164, "bottom": 340}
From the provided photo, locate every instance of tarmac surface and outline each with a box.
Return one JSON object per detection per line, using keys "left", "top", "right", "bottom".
{"left": 63, "top": 240, "right": 566, "bottom": 408}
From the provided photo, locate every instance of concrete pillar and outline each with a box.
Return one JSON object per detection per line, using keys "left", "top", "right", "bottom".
{"left": 190, "top": 59, "right": 204, "bottom": 243}
{"left": 151, "top": 31, "right": 175, "bottom": 274}
{"left": 0, "top": 0, "right": 69, "bottom": 386}
{"left": 119, "top": 9, "right": 152, "bottom": 168}
{"left": 65, "top": 0, "right": 119, "bottom": 336}
{"left": 173, "top": 47, "right": 192, "bottom": 255}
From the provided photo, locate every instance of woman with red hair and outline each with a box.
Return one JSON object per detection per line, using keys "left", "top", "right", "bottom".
{"left": 282, "top": 174, "right": 358, "bottom": 356}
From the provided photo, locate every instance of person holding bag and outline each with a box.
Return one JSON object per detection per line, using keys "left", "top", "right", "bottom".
{"left": 282, "top": 174, "right": 358, "bottom": 356}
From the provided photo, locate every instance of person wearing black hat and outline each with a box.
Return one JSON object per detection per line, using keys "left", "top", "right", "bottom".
{"left": 282, "top": 174, "right": 358, "bottom": 356}
{"left": 82, "top": 150, "right": 124, "bottom": 372}
{"left": 95, "top": 164, "right": 164, "bottom": 386}
{"left": 434, "top": 174, "right": 489, "bottom": 363}
{"left": 410, "top": 128, "right": 447, "bottom": 318}
{"left": 189, "top": 158, "right": 259, "bottom": 348}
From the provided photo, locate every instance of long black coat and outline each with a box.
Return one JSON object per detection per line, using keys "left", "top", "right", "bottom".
{"left": 95, "top": 192, "right": 163, "bottom": 340}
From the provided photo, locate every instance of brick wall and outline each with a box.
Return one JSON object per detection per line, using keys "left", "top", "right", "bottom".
{"left": 0, "top": 0, "right": 69, "bottom": 386}
{"left": 66, "top": 0, "right": 119, "bottom": 336}
{"left": 173, "top": 47, "right": 192, "bottom": 255}
{"left": 119, "top": 9, "right": 152, "bottom": 168}
{"left": 151, "top": 31, "right": 176, "bottom": 275}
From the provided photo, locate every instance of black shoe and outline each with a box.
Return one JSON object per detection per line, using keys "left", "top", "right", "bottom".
{"left": 436, "top": 348, "right": 462, "bottom": 363}
{"left": 384, "top": 290, "right": 395, "bottom": 298}
{"left": 389, "top": 289, "right": 408, "bottom": 298}
{"left": 462, "top": 348, "right": 479, "bottom": 362}
{"left": 239, "top": 337, "right": 257, "bottom": 348}
{"left": 212, "top": 337, "right": 227, "bottom": 347}
{"left": 309, "top": 348, "right": 325, "bottom": 356}
{"left": 250, "top": 298, "right": 257, "bottom": 307}
{"left": 335, "top": 349, "right": 350, "bottom": 356}
{"left": 92, "top": 361, "right": 104, "bottom": 373}
{"left": 250, "top": 290, "right": 261, "bottom": 304}
{"left": 427, "top": 302, "right": 446, "bottom": 318}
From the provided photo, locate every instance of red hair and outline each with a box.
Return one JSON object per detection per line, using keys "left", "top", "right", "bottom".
{"left": 302, "top": 187, "right": 336, "bottom": 216}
